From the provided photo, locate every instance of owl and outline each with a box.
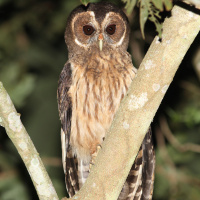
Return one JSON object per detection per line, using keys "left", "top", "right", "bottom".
{"left": 57, "top": 2, "right": 155, "bottom": 200}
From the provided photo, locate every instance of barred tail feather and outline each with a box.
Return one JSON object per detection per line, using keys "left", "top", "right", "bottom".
{"left": 119, "top": 147, "right": 143, "bottom": 200}
{"left": 65, "top": 149, "right": 79, "bottom": 197}
{"left": 141, "top": 129, "right": 155, "bottom": 200}
{"left": 78, "top": 159, "right": 90, "bottom": 188}
{"left": 118, "top": 128, "right": 155, "bottom": 200}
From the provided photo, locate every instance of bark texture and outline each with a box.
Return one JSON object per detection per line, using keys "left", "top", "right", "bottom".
{"left": 0, "top": 82, "right": 59, "bottom": 200}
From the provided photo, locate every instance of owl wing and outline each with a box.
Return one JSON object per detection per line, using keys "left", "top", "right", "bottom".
{"left": 57, "top": 62, "right": 79, "bottom": 197}
{"left": 118, "top": 128, "right": 155, "bottom": 200}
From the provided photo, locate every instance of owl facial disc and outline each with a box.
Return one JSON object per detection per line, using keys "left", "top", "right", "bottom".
{"left": 65, "top": 3, "right": 131, "bottom": 56}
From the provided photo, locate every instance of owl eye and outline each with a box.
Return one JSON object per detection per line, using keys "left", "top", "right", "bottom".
{"left": 83, "top": 25, "right": 95, "bottom": 35}
{"left": 106, "top": 24, "right": 116, "bottom": 35}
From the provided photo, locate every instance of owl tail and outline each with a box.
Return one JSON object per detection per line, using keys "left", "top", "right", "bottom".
{"left": 78, "top": 159, "right": 90, "bottom": 188}
{"left": 118, "top": 128, "right": 155, "bottom": 200}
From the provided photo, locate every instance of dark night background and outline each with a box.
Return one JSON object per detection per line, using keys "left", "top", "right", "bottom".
{"left": 0, "top": 0, "right": 200, "bottom": 199}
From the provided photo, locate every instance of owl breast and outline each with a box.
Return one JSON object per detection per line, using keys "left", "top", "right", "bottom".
{"left": 69, "top": 51, "right": 136, "bottom": 162}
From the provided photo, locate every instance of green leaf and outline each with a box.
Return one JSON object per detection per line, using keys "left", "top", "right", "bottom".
{"left": 139, "top": 0, "right": 173, "bottom": 39}
{"left": 140, "top": 0, "right": 149, "bottom": 39}
{"left": 139, "top": 0, "right": 164, "bottom": 39}
{"left": 148, "top": 6, "right": 162, "bottom": 38}
{"left": 152, "top": 0, "right": 163, "bottom": 11}
{"left": 123, "top": 0, "right": 137, "bottom": 15}
{"left": 152, "top": 0, "right": 173, "bottom": 11}
{"left": 80, "top": 0, "right": 90, "bottom": 6}
{"left": 163, "top": 0, "right": 173, "bottom": 11}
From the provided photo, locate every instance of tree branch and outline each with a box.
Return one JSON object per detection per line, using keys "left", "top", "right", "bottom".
{"left": 0, "top": 82, "right": 59, "bottom": 200}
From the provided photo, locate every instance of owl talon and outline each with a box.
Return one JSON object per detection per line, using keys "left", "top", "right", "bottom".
{"left": 89, "top": 144, "right": 102, "bottom": 171}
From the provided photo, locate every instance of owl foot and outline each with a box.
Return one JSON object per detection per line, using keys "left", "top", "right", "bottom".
{"left": 89, "top": 144, "right": 102, "bottom": 171}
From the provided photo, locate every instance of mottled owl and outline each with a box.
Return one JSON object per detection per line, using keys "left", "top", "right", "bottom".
{"left": 57, "top": 2, "right": 155, "bottom": 200}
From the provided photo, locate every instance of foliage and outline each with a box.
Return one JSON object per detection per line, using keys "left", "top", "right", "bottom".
{"left": 81, "top": 0, "right": 91, "bottom": 6}
{"left": 122, "top": 0, "right": 172, "bottom": 38}
{"left": 0, "top": 0, "right": 200, "bottom": 200}
{"left": 122, "top": 0, "right": 137, "bottom": 14}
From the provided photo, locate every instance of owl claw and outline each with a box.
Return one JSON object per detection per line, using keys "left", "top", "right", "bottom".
{"left": 89, "top": 144, "right": 102, "bottom": 171}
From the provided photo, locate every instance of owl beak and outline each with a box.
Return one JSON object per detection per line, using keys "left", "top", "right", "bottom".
{"left": 98, "top": 34, "right": 103, "bottom": 51}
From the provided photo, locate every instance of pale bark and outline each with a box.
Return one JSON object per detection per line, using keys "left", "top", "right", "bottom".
{"left": 0, "top": 4, "right": 199, "bottom": 200}
{"left": 0, "top": 83, "right": 59, "bottom": 200}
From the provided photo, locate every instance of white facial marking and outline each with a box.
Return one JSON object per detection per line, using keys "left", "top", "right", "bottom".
{"left": 75, "top": 38, "right": 87, "bottom": 48}
{"left": 89, "top": 11, "right": 95, "bottom": 17}
{"left": 116, "top": 33, "right": 126, "bottom": 46}
{"left": 73, "top": 11, "right": 97, "bottom": 48}
{"left": 102, "top": 12, "right": 126, "bottom": 47}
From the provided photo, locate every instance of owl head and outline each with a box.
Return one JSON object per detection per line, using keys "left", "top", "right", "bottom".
{"left": 65, "top": 2, "right": 130, "bottom": 57}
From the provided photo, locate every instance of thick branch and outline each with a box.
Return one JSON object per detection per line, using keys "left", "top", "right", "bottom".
{"left": 63, "top": 5, "right": 200, "bottom": 200}
{"left": 0, "top": 83, "right": 59, "bottom": 200}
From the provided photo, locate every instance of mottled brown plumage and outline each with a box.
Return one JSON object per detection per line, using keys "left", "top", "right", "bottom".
{"left": 57, "top": 2, "right": 155, "bottom": 200}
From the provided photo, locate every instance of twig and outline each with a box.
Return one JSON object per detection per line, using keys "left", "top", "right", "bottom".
{"left": 0, "top": 169, "right": 18, "bottom": 181}
{"left": 155, "top": 126, "right": 176, "bottom": 168}
{"left": 193, "top": 47, "right": 200, "bottom": 81}
{"left": 155, "top": 125, "right": 178, "bottom": 195}
{"left": 160, "top": 116, "right": 200, "bottom": 153}
{"left": 156, "top": 165, "right": 200, "bottom": 187}
{"left": 180, "top": 81, "right": 200, "bottom": 95}
{"left": 0, "top": 82, "right": 59, "bottom": 200}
